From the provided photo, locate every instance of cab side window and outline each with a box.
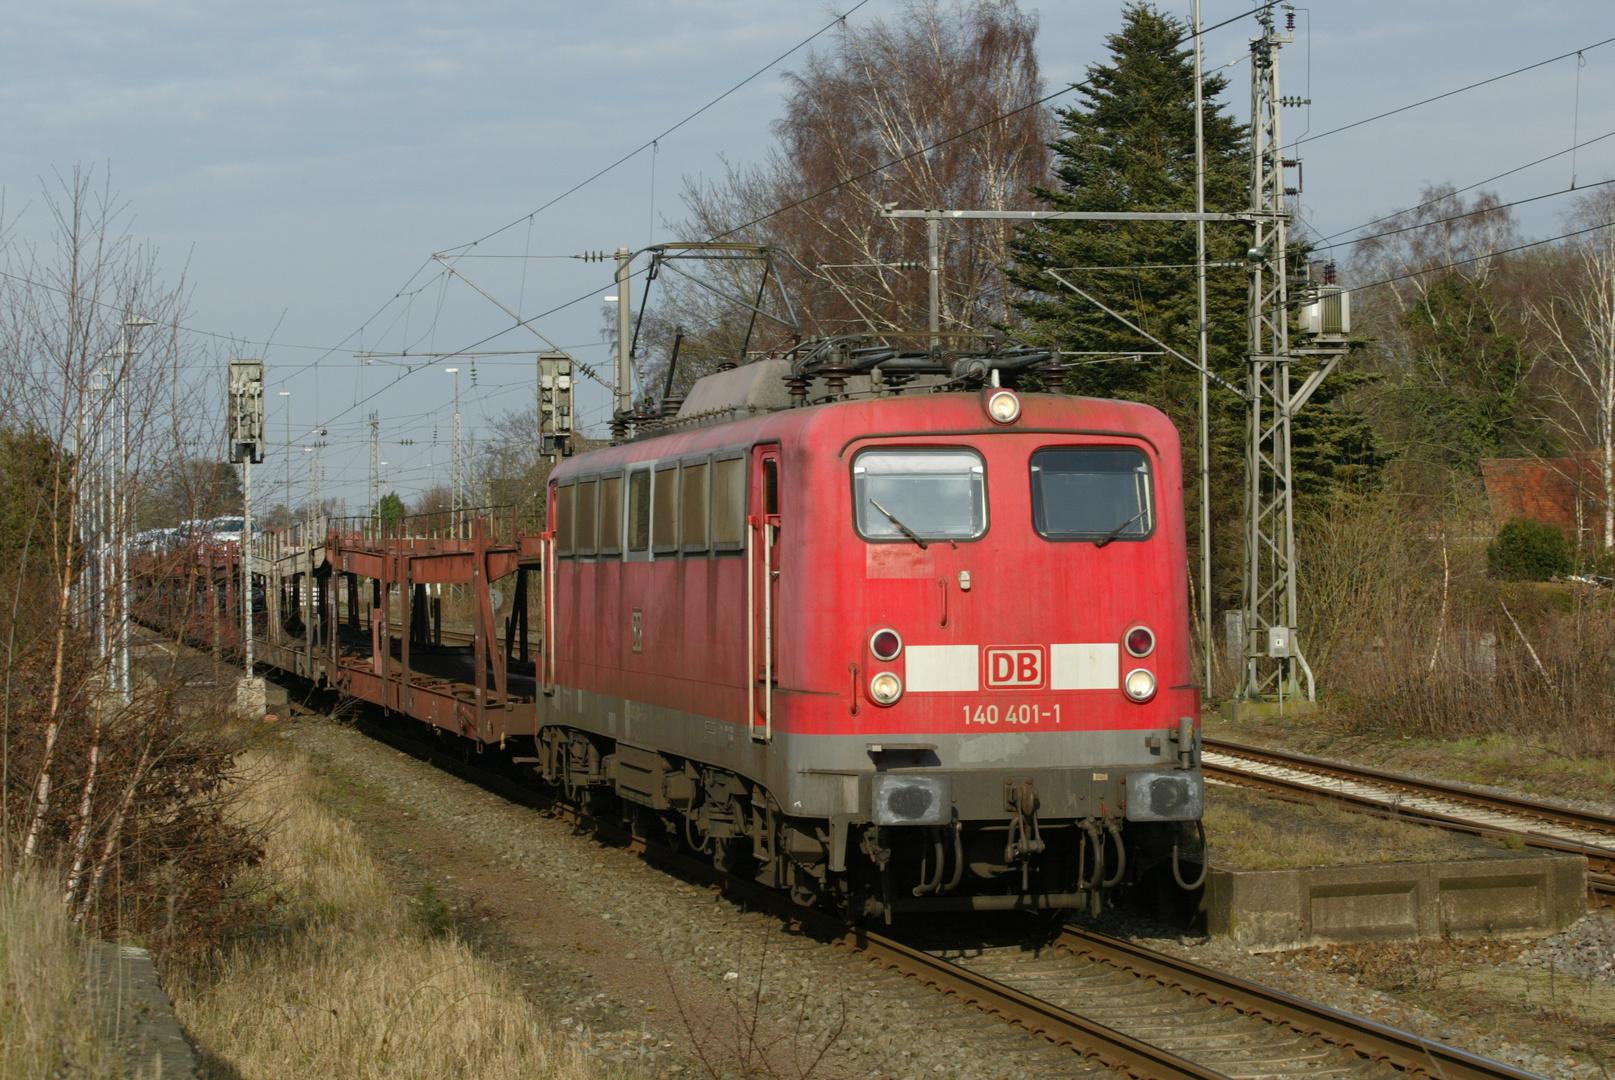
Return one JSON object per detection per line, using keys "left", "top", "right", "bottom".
{"left": 599, "top": 474, "right": 623, "bottom": 555}
{"left": 553, "top": 482, "right": 574, "bottom": 557}
{"left": 627, "top": 469, "right": 651, "bottom": 553}
{"left": 653, "top": 464, "right": 679, "bottom": 553}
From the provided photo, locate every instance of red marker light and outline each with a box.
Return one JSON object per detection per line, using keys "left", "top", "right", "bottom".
{"left": 1125, "top": 625, "right": 1155, "bottom": 658}
{"left": 870, "top": 629, "right": 903, "bottom": 661}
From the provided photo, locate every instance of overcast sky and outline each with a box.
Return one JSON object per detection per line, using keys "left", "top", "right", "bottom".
{"left": 3, "top": 1, "right": 1611, "bottom": 507}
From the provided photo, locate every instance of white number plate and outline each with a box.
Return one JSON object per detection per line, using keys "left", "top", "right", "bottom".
{"left": 962, "top": 703, "right": 1061, "bottom": 726}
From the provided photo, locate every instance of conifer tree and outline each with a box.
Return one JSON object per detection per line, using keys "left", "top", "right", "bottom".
{"left": 1006, "top": 2, "right": 1380, "bottom": 610}
{"left": 1006, "top": 1, "right": 1247, "bottom": 403}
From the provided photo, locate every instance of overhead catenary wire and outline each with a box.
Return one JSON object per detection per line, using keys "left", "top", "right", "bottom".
{"left": 1296, "top": 33, "right": 1615, "bottom": 146}
{"left": 1315, "top": 126, "right": 1615, "bottom": 245}
{"left": 1347, "top": 215, "right": 1615, "bottom": 295}
{"left": 237, "top": 2, "right": 1301, "bottom": 501}
{"left": 255, "top": 5, "right": 901, "bottom": 440}
{"left": 1324, "top": 175, "right": 1615, "bottom": 251}
{"left": 229, "top": 0, "right": 1277, "bottom": 485}
{"left": 440, "top": 0, "right": 878, "bottom": 256}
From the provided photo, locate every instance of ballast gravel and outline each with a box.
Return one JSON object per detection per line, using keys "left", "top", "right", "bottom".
{"left": 1519, "top": 912, "right": 1615, "bottom": 985}
{"left": 282, "top": 715, "right": 1117, "bottom": 1080}
{"left": 1094, "top": 910, "right": 1610, "bottom": 1080}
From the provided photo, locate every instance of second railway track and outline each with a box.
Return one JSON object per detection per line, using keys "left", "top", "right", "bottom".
{"left": 342, "top": 707, "right": 1550, "bottom": 1080}
{"left": 1201, "top": 738, "right": 1615, "bottom": 900}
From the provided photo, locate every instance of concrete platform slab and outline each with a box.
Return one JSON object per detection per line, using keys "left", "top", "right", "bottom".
{"left": 88, "top": 941, "right": 201, "bottom": 1079}
{"left": 1206, "top": 853, "right": 1586, "bottom": 951}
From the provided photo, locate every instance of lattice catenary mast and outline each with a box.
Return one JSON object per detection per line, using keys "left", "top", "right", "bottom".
{"left": 1233, "top": 4, "right": 1347, "bottom": 710}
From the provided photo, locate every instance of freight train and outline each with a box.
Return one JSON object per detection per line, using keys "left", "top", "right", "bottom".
{"left": 142, "top": 338, "right": 1207, "bottom": 920}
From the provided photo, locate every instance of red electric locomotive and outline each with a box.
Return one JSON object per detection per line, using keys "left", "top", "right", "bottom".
{"left": 541, "top": 345, "right": 1206, "bottom": 919}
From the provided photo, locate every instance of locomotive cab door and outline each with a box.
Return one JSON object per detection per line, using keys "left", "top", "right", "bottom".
{"left": 748, "top": 447, "right": 781, "bottom": 742}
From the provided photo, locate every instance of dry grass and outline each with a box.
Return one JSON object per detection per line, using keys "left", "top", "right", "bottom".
{"left": 0, "top": 866, "right": 124, "bottom": 1079}
{"left": 1204, "top": 782, "right": 1498, "bottom": 871}
{"left": 1288, "top": 492, "right": 1615, "bottom": 760}
{"left": 167, "top": 748, "right": 602, "bottom": 1080}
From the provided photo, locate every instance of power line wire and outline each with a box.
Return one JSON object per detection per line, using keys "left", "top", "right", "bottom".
{"left": 277, "top": 0, "right": 1272, "bottom": 442}
{"left": 1297, "top": 33, "right": 1615, "bottom": 146}
{"left": 441, "top": 0, "right": 877, "bottom": 255}
{"left": 291, "top": 2, "right": 1273, "bottom": 448}
{"left": 1316, "top": 126, "right": 1615, "bottom": 245}
{"left": 1330, "top": 175, "right": 1615, "bottom": 249}
{"left": 1349, "top": 216, "right": 1615, "bottom": 294}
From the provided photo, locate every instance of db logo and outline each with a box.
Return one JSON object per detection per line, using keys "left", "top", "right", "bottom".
{"left": 985, "top": 646, "right": 1045, "bottom": 689}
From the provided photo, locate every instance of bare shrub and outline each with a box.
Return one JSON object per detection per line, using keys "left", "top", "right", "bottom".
{"left": 667, "top": 926, "right": 848, "bottom": 1080}
{"left": 1300, "top": 495, "right": 1615, "bottom": 757}
{"left": 0, "top": 168, "right": 262, "bottom": 955}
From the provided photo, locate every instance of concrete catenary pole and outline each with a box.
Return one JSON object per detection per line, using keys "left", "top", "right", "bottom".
{"left": 927, "top": 216, "right": 940, "bottom": 350}
{"left": 1192, "top": 0, "right": 1213, "bottom": 697}
{"left": 614, "top": 247, "right": 633, "bottom": 433}
{"left": 242, "top": 450, "right": 254, "bottom": 679}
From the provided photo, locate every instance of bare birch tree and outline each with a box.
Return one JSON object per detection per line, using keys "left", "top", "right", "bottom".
{"left": 1526, "top": 186, "right": 1615, "bottom": 551}
{"left": 1348, "top": 186, "right": 1540, "bottom": 492}
{"left": 0, "top": 168, "right": 261, "bottom": 944}
{"left": 638, "top": 0, "right": 1050, "bottom": 397}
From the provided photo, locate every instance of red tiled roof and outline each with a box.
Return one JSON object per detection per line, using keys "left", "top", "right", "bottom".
{"left": 1479, "top": 457, "right": 1607, "bottom": 535}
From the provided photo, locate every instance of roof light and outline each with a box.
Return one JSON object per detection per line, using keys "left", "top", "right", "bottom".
{"left": 1125, "top": 625, "right": 1155, "bottom": 658}
{"left": 869, "top": 671, "right": 903, "bottom": 706}
{"left": 984, "top": 389, "right": 1021, "bottom": 425}
{"left": 870, "top": 628, "right": 903, "bottom": 662}
{"left": 1124, "top": 668, "right": 1157, "bottom": 702}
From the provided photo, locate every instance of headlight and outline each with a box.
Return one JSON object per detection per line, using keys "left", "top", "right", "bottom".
{"left": 1123, "top": 668, "right": 1156, "bottom": 702}
{"left": 984, "top": 389, "right": 1021, "bottom": 424}
{"left": 1125, "top": 625, "right": 1155, "bottom": 658}
{"left": 869, "top": 628, "right": 903, "bottom": 662}
{"left": 869, "top": 671, "right": 903, "bottom": 706}
{"left": 1124, "top": 771, "right": 1204, "bottom": 822}
{"left": 870, "top": 774, "right": 950, "bottom": 825}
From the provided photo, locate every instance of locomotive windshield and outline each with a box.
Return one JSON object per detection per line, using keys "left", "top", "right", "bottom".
{"left": 1030, "top": 447, "right": 1154, "bottom": 542}
{"left": 852, "top": 448, "right": 986, "bottom": 542}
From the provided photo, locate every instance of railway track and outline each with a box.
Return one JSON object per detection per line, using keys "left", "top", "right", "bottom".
{"left": 342, "top": 709, "right": 1548, "bottom": 1080}
{"left": 1201, "top": 738, "right": 1615, "bottom": 900}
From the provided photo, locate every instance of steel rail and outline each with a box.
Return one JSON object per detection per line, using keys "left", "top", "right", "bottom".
{"left": 349, "top": 714, "right": 1226, "bottom": 1080}
{"left": 1055, "top": 924, "right": 1547, "bottom": 1080}
{"left": 1204, "top": 738, "right": 1615, "bottom": 838}
{"left": 1202, "top": 738, "right": 1615, "bottom": 899}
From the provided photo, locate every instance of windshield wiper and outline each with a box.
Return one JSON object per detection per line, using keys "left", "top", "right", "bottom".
{"left": 1093, "top": 508, "right": 1146, "bottom": 548}
{"left": 869, "top": 499, "right": 929, "bottom": 550}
